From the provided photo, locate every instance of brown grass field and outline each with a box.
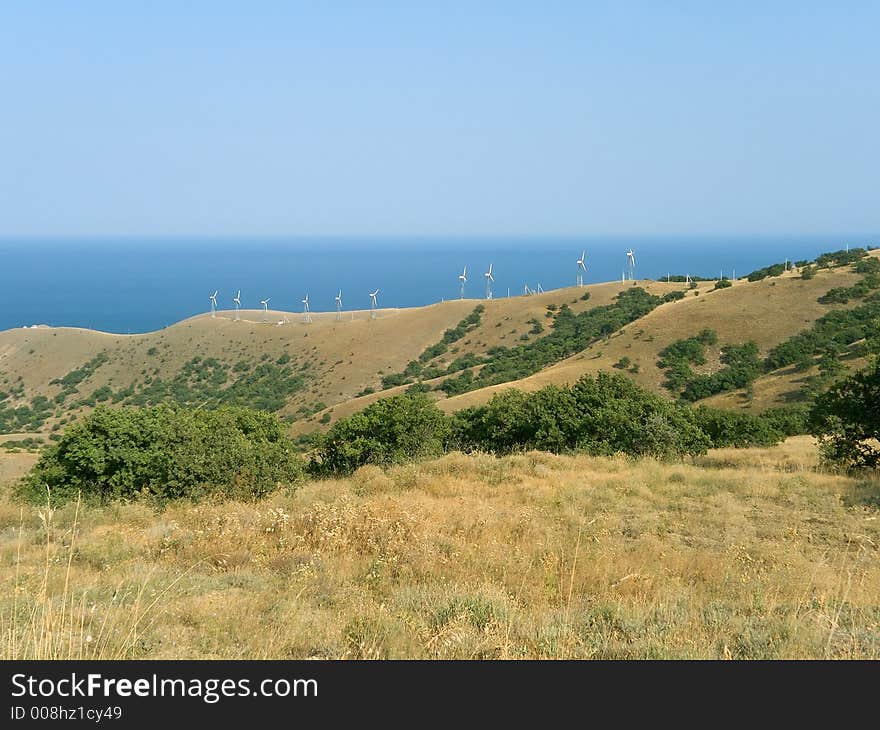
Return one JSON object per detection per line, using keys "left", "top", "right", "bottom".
{"left": 2, "top": 438, "right": 878, "bottom": 660}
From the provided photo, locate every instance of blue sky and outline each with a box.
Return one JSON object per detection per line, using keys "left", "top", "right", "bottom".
{"left": 0, "top": 2, "right": 877, "bottom": 236}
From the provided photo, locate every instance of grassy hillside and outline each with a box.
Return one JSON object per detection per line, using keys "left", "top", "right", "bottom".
{"left": 2, "top": 438, "right": 878, "bottom": 659}
{"left": 0, "top": 280, "right": 689, "bottom": 436}
{"left": 1, "top": 248, "right": 876, "bottom": 438}
{"left": 440, "top": 252, "right": 877, "bottom": 413}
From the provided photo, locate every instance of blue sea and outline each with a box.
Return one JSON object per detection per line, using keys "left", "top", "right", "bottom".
{"left": 2, "top": 235, "right": 877, "bottom": 334}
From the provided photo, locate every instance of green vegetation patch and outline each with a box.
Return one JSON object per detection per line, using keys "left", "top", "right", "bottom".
{"left": 811, "top": 359, "right": 880, "bottom": 470}
{"left": 19, "top": 404, "right": 304, "bottom": 504}
{"left": 381, "top": 306, "right": 485, "bottom": 389}
{"left": 439, "top": 288, "right": 663, "bottom": 396}
{"left": 121, "top": 357, "right": 307, "bottom": 412}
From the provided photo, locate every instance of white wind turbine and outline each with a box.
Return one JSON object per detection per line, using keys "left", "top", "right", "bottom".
{"left": 260, "top": 297, "right": 270, "bottom": 322}
{"left": 233, "top": 290, "right": 241, "bottom": 321}
{"left": 626, "top": 249, "right": 636, "bottom": 281}
{"left": 369, "top": 289, "right": 379, "bottom": 319}
{"left": 335, "top": 290, "right": 343, "bottom": 321}
{"left": 536, "top": 282, "right": 544, "bottom": 293}
{"left": 302, "top": 293, "right": 311, "bottom": 324}
{"left": 484, "top": 263, "right": 494, "bottom": 300}
{"left": 576, "top": 250, "right": 586, "bottom": 287}
{"left": 524, "top": 283, "right": 532, "bottom": 296}
{"left": 458, "top": 265, "right": 468, "bottom": 299}
{"left": 209, "top": 290, "right": 218, "bottom": 318}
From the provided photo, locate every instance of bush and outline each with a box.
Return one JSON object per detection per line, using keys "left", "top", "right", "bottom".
{"left": 452, "top": 372, "right": 710, "bottom": 459}
{"left": 19, "top": 405, "right": 304, "bottom": 504}
{"left": 810, "top": 360, "right": 880, "bottom": 469}
{"left": 309, "top": 392, "right": 450, "bottom": 476}
{"left": 692, "top": 407, "right": 783, "bottom": 448}
{"left": 713, "top": 279, "right": 732, "bottom": 291}
{"left": 761, "top": 405, "right": 811, "bottom": 436}
{"left": 679, "top": 342, "right": 763, "bottom": 402}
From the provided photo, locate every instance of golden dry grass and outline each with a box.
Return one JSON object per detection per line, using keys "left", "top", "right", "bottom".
{"left": 2, "top": 438, "right": 878, "bottom": 659}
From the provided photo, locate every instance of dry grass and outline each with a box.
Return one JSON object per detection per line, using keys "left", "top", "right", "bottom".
{"left": 1, "top": 491, "right": 182, "bottom": 659}
{"left": 2, "top": 437, "right": 878, "bottom": 659}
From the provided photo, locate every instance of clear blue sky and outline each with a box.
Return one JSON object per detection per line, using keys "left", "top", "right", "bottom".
{"left": 1, "top": 2, "right": 877, "bottom": 236}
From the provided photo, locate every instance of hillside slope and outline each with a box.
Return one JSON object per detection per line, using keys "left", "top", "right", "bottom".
{"left": 2, "top": 248, "right": 876, "bottom": 435}
{"left": 438, "top": 257, "right": 873, "bottom": 413}
{"left": 0, "top": 280, "right": 686, "bottom": 434}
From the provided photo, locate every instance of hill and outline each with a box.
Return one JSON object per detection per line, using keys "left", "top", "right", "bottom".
{"left": 1, "top": 247, "right": 877, "bottom": 438}
{"left": 439, "top": 258, "right": 871, "bottom": 413}
{"left": 0, "top": 280, "right": 691, "bottom": 436}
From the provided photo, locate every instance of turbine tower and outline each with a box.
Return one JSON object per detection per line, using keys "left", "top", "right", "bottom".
{"left": 484, "top": 263, "right": 494, "bottom": 300}
{"left": 302, "top": 293, "right": 311, "bottom": 324}
{"left": 626, "top": 249, "right": 636, "bottom": 281}
{"left": 233, "top": 290, "right": 241, "bottom": 321}
{"left": 458, "top": 265, "right": 468, "bottom": 299}
{"left": 209, "top": 290, "right": 218, "bottom": 318}
{"left": 576, "top": 250, "right": 586, "bottom": 287}
{"left": 260, "top": 297, "right": 270, "bottom": 322}
{"left": 369, "top": 289, "right": 379, "bottom": 319}
{"left": 335, "top": 290, "right": 343, "bottom": 321}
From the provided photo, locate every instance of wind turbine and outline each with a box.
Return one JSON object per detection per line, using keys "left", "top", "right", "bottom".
{"left": 576, "top": 250, "right": 586, "bottom": 287}
{"left": 626, "top": 249, "right": 636, "bottom": 281}
{"left": 260, "top": 297, "right": 270, "bottom": 322}
{"left": 369, "top": 289, "right": 379, "bottom": 319}
{"left": 536, "top": 282, "right": 544, "bottom": 294}
{"left": 458, "top": 265, "right": 468, "bottom": 299}
{"left": 524, "top": 284, "right": 532, "bottom": 296}
{"left": 209, "top": 290, "right": 218, "bottom": 318}
{"left": 484, "top": 263, "right": 494, "bottom": 300}
{"left": 335, "top": 290, "right": 343, "bottom": 321}
{"left": 233, "top": 290, "right": 241, "bottom": 321}
{"left": 302, "top": 293, "right": 311, "bottom": 324}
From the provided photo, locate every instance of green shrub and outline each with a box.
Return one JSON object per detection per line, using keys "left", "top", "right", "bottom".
{"left": 680, "top": 342, "right": 763, "bottom": 402}
{"left": 810, "top": 360, "right": 880, "bottom": 469}
{"left": 19, "top": 404, "right": 303, "bottom": 504}
{"left": 692, "top": 407, "right": 783, "bottom": 448}
{"left": 309, "top": 392, "right": 450, "bottom": 476}
{"left": 451, "top": 372, "right": 710, "bottom": 459}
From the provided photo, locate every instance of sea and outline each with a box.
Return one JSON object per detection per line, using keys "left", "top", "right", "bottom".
{"left": 1, "top": 235, "right": 877, "bottom": 334}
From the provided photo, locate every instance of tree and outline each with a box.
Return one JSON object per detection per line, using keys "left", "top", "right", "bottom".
{"left": 810, "top": 360, "right": 880, "bottom": 469}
